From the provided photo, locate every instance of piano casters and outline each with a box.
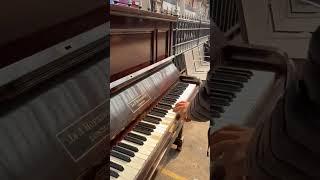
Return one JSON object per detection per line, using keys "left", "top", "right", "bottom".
{"left": 174, "top": 128, "right": 184, "bottom": 151}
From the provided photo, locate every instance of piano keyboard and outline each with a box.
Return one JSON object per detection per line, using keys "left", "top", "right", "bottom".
{"left": 188, "top": 66, "right": 275, "bottom": 125}
{"left": 110, "top": 82, "right": 197, "bottom": 180}
{"left": 207, "top": 66, "right": 275, "bottom": 125}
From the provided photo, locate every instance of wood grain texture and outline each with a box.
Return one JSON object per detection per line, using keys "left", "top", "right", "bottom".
{"left": 110, "top": 7, "right": 175, "bottom": 81}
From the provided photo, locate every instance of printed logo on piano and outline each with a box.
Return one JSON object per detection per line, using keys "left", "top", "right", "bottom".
{"left": 56, "top": 102, "right": 107, "bottom": 162}
{"left": 124, "top": 85, "right": 151, "bottom": 113}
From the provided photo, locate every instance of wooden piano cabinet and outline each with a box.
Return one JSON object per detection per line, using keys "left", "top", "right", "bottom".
{"left": 110, "top": 30, "right": 153, "bottom": 81}
{"left": 110, "top": 5, "right": 176, "bottom": 81}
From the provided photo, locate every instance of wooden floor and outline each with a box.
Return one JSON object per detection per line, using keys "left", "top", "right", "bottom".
{"left": 153, "top": 120, "right": 210, "bottom": 180}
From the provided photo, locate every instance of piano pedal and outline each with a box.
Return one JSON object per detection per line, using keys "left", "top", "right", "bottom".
{"left": 174, "top": 136, "right": 184, "bottom": 151}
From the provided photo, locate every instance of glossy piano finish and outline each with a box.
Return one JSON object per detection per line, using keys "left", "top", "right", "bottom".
{"left": 110, "top": 5, "right": 177, "bottom": 82}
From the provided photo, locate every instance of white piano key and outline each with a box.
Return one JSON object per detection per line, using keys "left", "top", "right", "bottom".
{"left": 110, "top": 156, "right": 142, "bottom": 171}
{"left": 134, "top": 151, "right": 149, "bottom": 160}
{"left": 111, "top": 167, "right": 136, "bottom": 180}
{"left": 110, "top": 176, "right": 126, "bottom": 180}
{"left": 175, "top": 84, "right": 197, "bottom": 105}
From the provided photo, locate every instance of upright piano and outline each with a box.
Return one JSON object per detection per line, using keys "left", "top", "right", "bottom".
{"left": 109, "top": 5, "right": 201, "bottom": 179}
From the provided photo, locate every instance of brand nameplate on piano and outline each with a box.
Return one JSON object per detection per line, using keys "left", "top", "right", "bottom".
{"left": 126, "top": 86, "right": 151, "bottom": 113}
{"left": 56, "top": 103, "right": 107, "bottom": 162}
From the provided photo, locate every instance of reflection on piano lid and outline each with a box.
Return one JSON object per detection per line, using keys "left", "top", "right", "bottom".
{"left": 110, "top": 56, "right": 199, "bottom": 180}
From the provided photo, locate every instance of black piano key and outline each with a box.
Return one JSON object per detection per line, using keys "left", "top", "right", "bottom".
{"left": 175, "top": 86, "right": 186, "bottom": 91}
{"left": 213, "top": 72, "right": 248, "bottom": 82}
{"left": 113, "top": 146, "right": 135, "bottom": 157}
{"left": 215, "top": 69, "right": 252, "bottom": 79}
{"left": 210, "top": 89, "right": 236, "bottom": 98}
{"left": 211, "top": 105, "right": 225, "bottom": 113}
{"left": 152, "top": 107, "right": 168, "bottom": 114}
{"left": 110, "top": 169, "right": 120, "bottom": 178}
{"left": 217, "top": 66, "right": 253, "bottom": 76}
{"left": 135, "top": 124, "right": 154, "bottom": 132}
{"left": 170, "top": 89, "right": 184, "bottom": 94}
{"left": 124, "top": 136, "right": 144, "bottom": 145}
{"left": 157, "top": 103, "right": 172, "bottom": 110}
{"left": 149, "top": 111, "right": 165, "bottom": 118}
{"left": 168, "top": 92, "right": 181, "bottom": 96}
{"left": 162, "top": 97, "right": 176, "bottom": 102}
{"left": 118, "top": 142, "right": 138, "bottom": 152}
{"left": 111, "top": 150, "right": 131, "bottom": 162}
{"left": 211, "top": 78, "right": 244, "bottom": 88}
{"left": 211, "top": 110, "right": 221, "bottom": 118}
{"left": 207, "top": 82, "right": 242, "bottom": 92}
{"left": 144, "top": 116, "right": 160, "bottom": 124}
{"left": 110, "top": 161, "right": 124, "bottom": 172}
{"left": 133, "top": 127, "right": 152, "bottom": 135}
{"left": 209, "top": 92, "right": 233, "bottom": 101}
{"left": 209, "top": 97, "right": 230, "bottom": 106}
{"left": 128, "top": 132, "right": 147, "bottom": 141}
{"left": 147, "top": 115, "right": 162, "bottom": 121}
{"left": 160, "top": 99, "right": 175, "bottom": 105}
{"left": 165, "top": 94, "right": 180, "bottom": 99}
{"left": 177, "top": 82, "right": 188, "bottom": 87}
{"left": 138, "top": 122, "right": 156, "bottom": 129}
{"left": 176, "top": 82, "right": 188, "bottom": 87}
{"left": 162, "top": 96, "right": 177, "bottom": 102}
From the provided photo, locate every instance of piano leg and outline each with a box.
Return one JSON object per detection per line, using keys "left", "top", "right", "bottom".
{"left": 174, "top": 127, "right": 184, "bottom": 151}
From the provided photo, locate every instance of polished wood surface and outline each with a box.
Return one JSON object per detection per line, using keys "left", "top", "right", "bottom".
{"left": 110, "top": 5, "right": 176, "bottom": 81}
